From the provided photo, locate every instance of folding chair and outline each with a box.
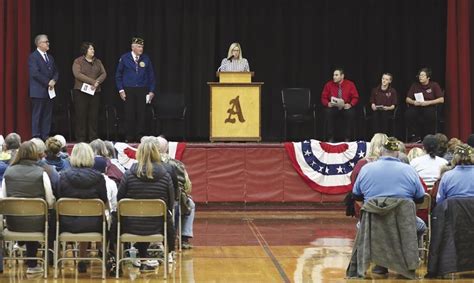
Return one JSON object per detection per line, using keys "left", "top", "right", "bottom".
{"left": 116, "top": 199, "right": 168, "bottom": 279}
{"left": 416, "top": 193, "right": 431, "bottom": 261}
{"left": 54, "top": 198, "right": 107, "bottom": 279}
{"left": 0, "top": 198, "right": 49, "bottom": 278}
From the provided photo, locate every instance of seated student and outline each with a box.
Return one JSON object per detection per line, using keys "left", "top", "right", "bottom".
{"left": 117, "top": 139, "right": 175, "bottom": 272}
{"left": 410, "top": 135, "right": 448, "bottom": 188}
{"left": 436, "top": 144, "right": 474, "bottom": 204}
{"left": 369, "top": 73, "right": 398, "bottom": 135}
{"left": 321, "top": 68, "right": 359, "bottom": 142}
{"left": 351, "top": 137, "right": 425, "bottom": 277}
{"left": 58, "top": 142, "right": 108, "bottom": 273}
{"left": 1, "top": 141, "right": 55, "bottom": 274}
{"left": 405, "top": 68, "right": 444, "bottom": 142}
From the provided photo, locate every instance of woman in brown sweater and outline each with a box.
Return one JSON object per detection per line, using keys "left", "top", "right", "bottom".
{"left": 72, "top": 42, "right": 107, "bottom": 142}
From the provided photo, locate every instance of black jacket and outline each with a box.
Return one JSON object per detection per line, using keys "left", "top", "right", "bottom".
{"left": 117, "top": 162, "right": 174, "bottom": 236}
{"left": 58, "top": 167, "right": 107, "bottom": 233}
{"left": 427, "top": 198, "right": 474, "bottom": 277}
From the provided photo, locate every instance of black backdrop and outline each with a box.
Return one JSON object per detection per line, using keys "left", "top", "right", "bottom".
{"left": 31, "top": 0, "right": 447, "bottom": 141}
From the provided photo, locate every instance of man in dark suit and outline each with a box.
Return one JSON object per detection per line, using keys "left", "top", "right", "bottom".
{"left": 115, "top": 37, "right": 156, "bottom": 142}
{"left": 28, "top": 34, "right": 59, "bottom": 140}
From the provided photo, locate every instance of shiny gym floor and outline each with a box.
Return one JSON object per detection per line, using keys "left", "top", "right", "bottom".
{"left": 2, "top": 210, "right": 474, "bottom": 282}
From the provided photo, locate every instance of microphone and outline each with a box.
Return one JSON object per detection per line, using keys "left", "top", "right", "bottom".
{"left": 217, "top": 57, "right": 232, "bottom": 72}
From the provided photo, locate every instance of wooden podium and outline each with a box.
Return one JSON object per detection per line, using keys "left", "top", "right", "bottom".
{"left": 208, "top": 72, "right": 263, "bottom": 142}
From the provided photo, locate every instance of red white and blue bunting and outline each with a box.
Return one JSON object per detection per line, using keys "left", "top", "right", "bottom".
{"left": 285, "top": 140, "right": 370, "bottom": 194}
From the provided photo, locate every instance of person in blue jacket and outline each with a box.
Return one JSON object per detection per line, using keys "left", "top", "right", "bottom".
{"left": 115, "top": 37, "right": 156, "bottom": 142}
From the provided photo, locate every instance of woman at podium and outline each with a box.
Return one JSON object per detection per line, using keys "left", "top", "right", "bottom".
{"left": 219, "top": 42, "right": 250, "bottom": 72}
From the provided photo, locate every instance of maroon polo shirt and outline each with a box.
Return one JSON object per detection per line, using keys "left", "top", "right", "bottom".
{"left": 407, "top": 81, "right": 443, "bottom": 101}
{"left": 369, "top": 86, "right": 398, "bottom": 106}
{"left": 321, "top": 79, "right": 359, "bottom": 107}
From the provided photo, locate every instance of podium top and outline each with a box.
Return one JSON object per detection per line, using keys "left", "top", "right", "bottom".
{"left": 216, "top": 72, "right": 254, "bottom": 83}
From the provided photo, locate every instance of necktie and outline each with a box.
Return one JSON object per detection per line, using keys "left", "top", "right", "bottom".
{"left": 44, "top": 53, "right": 49, "bottom": 64}
{"left": 337, "top": 84, "right": 342, "bottom": 98}
{"left": 134, "top": 56, "right": 139, "bottom": 72}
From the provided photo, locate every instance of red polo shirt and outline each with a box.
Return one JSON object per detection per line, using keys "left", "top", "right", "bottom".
{"left": 321, "top": 79, "right": 359, "bottom": 107}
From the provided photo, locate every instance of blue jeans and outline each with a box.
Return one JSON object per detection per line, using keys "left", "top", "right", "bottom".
{"left": 174, "top": 198, "right": 195, "bottom": 238}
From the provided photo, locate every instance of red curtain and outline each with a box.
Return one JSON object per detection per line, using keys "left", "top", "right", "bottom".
{"left": 0, "top": 0, "right": 31, "bottom": 138}
{"left": 446, "top": 0, "right": 472, "bottom": 141}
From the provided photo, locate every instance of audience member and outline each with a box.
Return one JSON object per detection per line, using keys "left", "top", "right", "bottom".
{"left": 434, "top": 133, "right": 448, "bottom": 158}
{"left": 351, "top": 137, "right": 425, "bottom": 276}
{"left": 410, "top": 135, "right": 448, "bottom": 187}
{"left": 443, "top": 138, "right": 462, "bottom": 163}
{"left": 90, "top": 139, "right": 124, "bottom": 185}
{"left": 0, "top": 133, "right": 21, "bottom": 162}
{"left": 53, "top": 134, "right": 69, "bottom": 159}
{"left": 157, "top": 136, "right": 195, "bottom": 249}
{"left": 116, "top": 139, "right": 175, "bottom": 272}
{"left": 45, "top": 137, "right": 71, "bottom": 172}
{"left": 58, "top": 143, "right": 108, "bottom": 273}
{"left": 407, "top": 147, "right": 424, "bottom": 163}
{"left": 436, "top": 144, "right": 474, "bottom": 204}
{"left": 1, "top": 141, "right": 54, "bottom": 274}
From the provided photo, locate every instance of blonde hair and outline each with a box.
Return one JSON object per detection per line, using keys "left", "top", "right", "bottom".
{"left": 407, "top": 147, "right": 425, "bottom": 162}
{"left": 70, "top": 143, "right": 95, "bottom": 168}
{"left": 10, "top": 141, "right": 39, "bottom": 165}
{"left": 367, "top": 133, "right": 388, "bottom": 159}
{"left": 136, "top": 140, "right": 161, "bottom": 179}
{"left": 30, "top": 138, "right": 47, "bottom": 158}
{"left": 227, "top": 43, "right": 243, "bottom": 60}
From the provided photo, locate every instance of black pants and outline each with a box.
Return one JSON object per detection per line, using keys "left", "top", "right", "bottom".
{"left": 73, "top": 89, "right": 100, "bottom": 142}
{"left": 323, "top": 107, "right": 356, "bottom": 140}
{"left": 372, "top": 110, "right": 394, "bottom": 135}
{"left": 123, "top": 87, "right": 147, "bottom": 141}
{"left": 405, "top": 106, "right": 437, "bottom": 139}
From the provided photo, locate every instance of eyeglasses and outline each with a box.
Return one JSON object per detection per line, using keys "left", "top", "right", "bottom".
{"left": 232, "top": 49, "right": 240, "bottom": 52}
{"left": 41, "top": 41, "right": 50, "bottom": 44}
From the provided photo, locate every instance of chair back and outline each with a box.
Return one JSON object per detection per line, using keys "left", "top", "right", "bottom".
{"left": 0, "top": 198, "right": 48, "bottom": 217}
{"left": 56, "top": 198, "right": 105, "bottom": 218}
{"left": 416, "top": 193, "right": 431, "bottom": 211}
{"left": 118, "top": 199, "right": 167, "bottom": 217}
{"left": 281, "top": 88, "right": 311, "bottom": 114}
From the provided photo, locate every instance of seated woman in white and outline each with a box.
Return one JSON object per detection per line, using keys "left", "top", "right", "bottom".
{"left": 219, "top": 42, "right": 250, "bottom": 72}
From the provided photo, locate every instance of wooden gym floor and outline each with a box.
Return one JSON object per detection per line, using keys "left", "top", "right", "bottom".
{"left": 2, "top": 210, "right": 474, "bottom": 282}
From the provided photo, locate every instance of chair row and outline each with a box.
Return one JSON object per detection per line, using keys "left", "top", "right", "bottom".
{"left": 0, "top": 197, "right": 169, "bottom": 279}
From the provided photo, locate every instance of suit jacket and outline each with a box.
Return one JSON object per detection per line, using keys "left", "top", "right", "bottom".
{"left": 28, "top": 50, "right": 59, "bottom": 98}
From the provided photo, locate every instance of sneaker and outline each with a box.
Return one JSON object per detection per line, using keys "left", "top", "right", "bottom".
{"left": 168, "top": 252, "right": 175, "bottom": 264}
{"left": 26, "top": 266, "right": 44, "bottom": 274}
{"left": 145, "top": 260, "right": 159, "bottom": 267}
{"left": 139, "top": 263, "right": 156, "bottom": 273}
{"left": 78, "top": 261, "right": 87, "bottom": 273}
{"left": 372, "top": 265, "right": 388, "bottom": 275}
{"left": 132, "top": 259, "right": 141, "bottom": 268}
{"left": 182, "top": 241, "right": 193, "bottom": 249}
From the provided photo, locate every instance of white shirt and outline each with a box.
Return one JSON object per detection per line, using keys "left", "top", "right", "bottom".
{"left": 37, "top": 48, "right": 49, "bottom": 62}
{"left": 410, "top": 154, "right": 449, "bottom": 187}
{"left": 1, "top": 172, "right": 55, "bottom": 208}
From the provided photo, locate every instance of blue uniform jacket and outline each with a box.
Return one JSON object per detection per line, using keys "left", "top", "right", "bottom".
{"left": 115, "top": 52, "right": 156, "bottom": 93}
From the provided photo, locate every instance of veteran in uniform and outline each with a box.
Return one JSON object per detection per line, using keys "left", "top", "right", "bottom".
{"left": 115, "top": 37, "right": 156, "bottom": 142}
